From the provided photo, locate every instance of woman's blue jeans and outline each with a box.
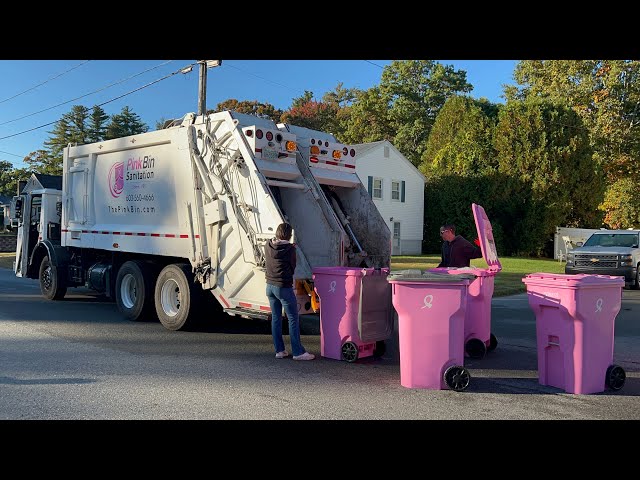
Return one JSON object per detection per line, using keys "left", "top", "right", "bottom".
{"left": 266, "top": 284, "right": 305, "bottom": 356}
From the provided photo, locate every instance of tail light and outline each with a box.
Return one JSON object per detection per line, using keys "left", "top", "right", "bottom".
{"left": 256, "top": 129, "right": 263, "bottom": 139}
{"left": 266, "top": 131, "right": 273, "bottom": 141}
{"left": 310, "top": 145, "right": 320, "bottom": 155}
{"left": 350, "top": 149, "right": 355, "bottom": 157}
{"left": 332, "top": 150, "right": 342, "bottom": 159}
{"left": 246, "top": 129, "right": 253, "bottom": 137}
{"left": 276, "top": 133, "right": 283, "bottom": 142}
{"left": 343, "top": 147, "right": 348, "bottom": 156}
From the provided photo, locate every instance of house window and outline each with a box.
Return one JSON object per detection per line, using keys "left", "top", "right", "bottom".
{"left": 373, "top": 177, "right": 383, "bottom": 199}
{"left": 391, "top": 180, "right": 401, "bottom": 201}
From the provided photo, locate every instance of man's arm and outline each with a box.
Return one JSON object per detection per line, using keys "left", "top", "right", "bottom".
{"left": 461, "top": 237, "right": 483, "bottom": 260}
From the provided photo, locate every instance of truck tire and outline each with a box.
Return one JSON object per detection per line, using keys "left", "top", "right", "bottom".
{"left": 154, "top": 263, "right": 199, "bottom": 331}
{"left": 115, "top": 260, "right": 156, "bottom": 321}
{"left": 39, "top": 255, "right": 67, "bottom": 300}
{"left": 633, "top": 264, "right": 640, "bottom": 290}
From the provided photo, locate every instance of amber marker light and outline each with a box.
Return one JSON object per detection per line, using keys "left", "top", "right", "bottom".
{"left": 286, "top": 141, "right": 297, "bottom": 151}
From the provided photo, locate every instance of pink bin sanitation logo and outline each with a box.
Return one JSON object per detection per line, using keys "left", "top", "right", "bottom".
{"left": 109, "top": 162, "right": 124, "bottom": 198}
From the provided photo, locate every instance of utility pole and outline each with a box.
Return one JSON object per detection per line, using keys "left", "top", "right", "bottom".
{"left": 197, "top": 60, "right": 222, "bottom": 116}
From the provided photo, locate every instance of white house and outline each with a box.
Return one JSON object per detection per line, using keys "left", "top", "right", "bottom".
{"left": 353, "top": 140, "right": 426, "bottom": 255}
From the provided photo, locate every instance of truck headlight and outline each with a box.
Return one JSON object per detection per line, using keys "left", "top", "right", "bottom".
{"left": 566, "top": 253, "right": 574, "bottom": 264}
{"left": 620, "top": 254, "right": 633, "bottom": 266}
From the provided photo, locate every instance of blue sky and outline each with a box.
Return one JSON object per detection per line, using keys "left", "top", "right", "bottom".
{"left": 0, "top": 60, "right": 518, "bottom": 169}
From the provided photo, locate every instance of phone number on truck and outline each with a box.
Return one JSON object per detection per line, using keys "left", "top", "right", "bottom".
{"left": 125, "top": 193, "right": 155, "bottom": 202}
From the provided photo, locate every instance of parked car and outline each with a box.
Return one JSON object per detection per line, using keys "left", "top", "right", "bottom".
{"left": 565, "top": 229, "right": 640, "bottom": 289}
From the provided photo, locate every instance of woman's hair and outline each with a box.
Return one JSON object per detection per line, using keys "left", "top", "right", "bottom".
{"left": 276, "top": 222, "right": 293, "bottom": 241}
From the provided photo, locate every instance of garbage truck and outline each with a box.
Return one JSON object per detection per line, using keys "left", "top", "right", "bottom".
{"left": 11, "top": 110, "right": 391, "bottom": 332}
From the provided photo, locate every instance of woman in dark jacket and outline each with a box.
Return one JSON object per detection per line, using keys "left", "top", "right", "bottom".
{"left": 264, "top": 223, "right": 315, "bottom": 361}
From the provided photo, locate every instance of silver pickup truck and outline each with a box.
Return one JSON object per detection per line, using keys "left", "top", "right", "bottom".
{"left": 565, "top": 229, "right": 640, "bottom": 289}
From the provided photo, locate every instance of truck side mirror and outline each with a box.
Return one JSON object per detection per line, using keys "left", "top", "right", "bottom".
{"left": 576, "top": 242, "right": 583, "bottom": 247}
{"left": 14, "top": 198, "right": 22, "bottom": 219}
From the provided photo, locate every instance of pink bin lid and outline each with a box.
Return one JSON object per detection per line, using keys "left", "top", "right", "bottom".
{"left": 472, "top": 203, "right": 502, "bottom": 273}
{"left": 522, "top": 272, "right": 625, "bottom": 287}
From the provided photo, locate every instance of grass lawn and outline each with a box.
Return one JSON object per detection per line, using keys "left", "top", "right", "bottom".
{"left": 0, "top": 252, "right": 14, "bottom": 270}
{"left": 0, "top": 251, "right": 565, "bottom": 297}
{"left": 391, "top": 254, "right": 566, "bottom": 297}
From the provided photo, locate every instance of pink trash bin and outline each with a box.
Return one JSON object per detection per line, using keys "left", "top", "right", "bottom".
{"left": 522, "top": 273, "right": 626, "bottom": 394}
{"left": 312, "top": 267, "right": 393, "bottom": 363}
{"left": 388, "top": 271, "right": 477, "bottom": 391}
{"left": 429, "top": 203, "right": 502, "bottom": 360}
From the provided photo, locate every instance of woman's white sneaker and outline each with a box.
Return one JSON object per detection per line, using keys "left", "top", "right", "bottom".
{"left": 293, "top": 352, "right": 315, "bottom": 361}
{"left": 275, "top": 351, "right": 289, "bottom": 359}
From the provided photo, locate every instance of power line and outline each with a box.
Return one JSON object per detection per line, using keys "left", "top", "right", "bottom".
{"left": 225, "top": 62, "right": 302, "bottom": 94}
{"left": 0, "top": 149, "right": 24, "bottom": 158}
{"left": 0, "top": 62, "right": 197, "bottom": 142}
{"left": 365, "top": 60, "right": 385, "bottom": 69}
{"left": 0, "top": 60, "right": 90, "bottom": 105}
{"left": 0, "top": 60, "right": 174, "bottom": 126}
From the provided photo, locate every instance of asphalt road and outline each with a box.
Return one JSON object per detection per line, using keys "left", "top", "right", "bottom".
{"left": 0, "top": 267, "right": 638, "bottom": 420}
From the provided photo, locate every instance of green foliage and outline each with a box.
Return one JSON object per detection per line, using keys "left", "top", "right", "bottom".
{"left": 22, "top": 150, "right": 61, "bottom": 176}
{"left": 213, "top": 99, "right": 284, "bottom": 123}
{"left": 599, "top": 177, "right": 640, "bottom": 229}
{"left": 341, "top": 86, "right": 394, "bottom": 145}
{"left": 420, "top": 95, "right": 499, "bottom": 177}
{"left": 105, "top": 106, "right": 148, "bottom": 140}
{"left": 493, "top": 100, "right": 602, "bottom": 254}
{"left": 343, "top": 60, "right": 472, "bottom": 166}
{"left": 87, "top": 106, "right": 109, "bottom": 143}
{"left": 506, "top": 60, "right": 640, "bottom": 228}
{"left": 0, "top": 161, "right": 29, "bottom": 197}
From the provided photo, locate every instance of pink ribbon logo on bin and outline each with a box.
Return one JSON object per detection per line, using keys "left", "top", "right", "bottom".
{"left": 329, "top": 281, "right": 336, "bottom": 293}
{"left": 421, "top": 294, "right": 433, "bottom": 309}
{"left": 595, "top": 298, "right": 603, "bottom": 313}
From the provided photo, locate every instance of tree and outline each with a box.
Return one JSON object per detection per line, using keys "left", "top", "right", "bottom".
{"left": 105, "top": 106, "right": 148, "bottom": 140}
{"left": 493, "top": 99, "right": 602, "bottom": 254}
{"left": 599, "top": 177, "right": 640, "bottom": 229}
{"left": 87, "top": 105, "right": 109, "bottom": 143}
{"left": 212, "top": 99, "right": 283, "bottom": 123}
{"left": 341, "top": 86, "right": 394, "bottom": 144}
{"left": 421, "top": 95, "right": 499, "bottom": 177}
{"left": 343, "top": 60, "right": 472, "bottom": 166}
{"left": 44, "top": 105, "right": 91, "bottom": 171}
{"left": 0, "top": 162, "right": 29, "bottom": 197}
{"left": 22, "top": 150, "right": 61, "bottom": 176}
{"left": 505, "top": 60, "right": 640, "bottom": 228}
{"left": 280, "top": 99, "right": 339, "bottom": 133}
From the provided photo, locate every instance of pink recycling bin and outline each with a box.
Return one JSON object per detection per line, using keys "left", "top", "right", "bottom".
{"left": 312, "top": 267, "right": 393, "bottom": 363}
{"left": 429, "top": 203, "right": 501, "bottom": 360}
{"left": 387, "top": 271, "right": 477, "bottom": 391}
{"left": 522, "top": 273, "right": 626, "bottom": 394}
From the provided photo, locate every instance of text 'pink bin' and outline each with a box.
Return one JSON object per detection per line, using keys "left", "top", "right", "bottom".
{"left": 388, "top": 274, "right": 473, "bottom": 389}
{"left": 522, "top": 273, "right": 624, "bottom": 394}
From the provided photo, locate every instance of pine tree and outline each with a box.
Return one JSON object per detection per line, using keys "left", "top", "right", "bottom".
{"left": 87, "top": 105, "right": 109, "bottom": 143}
{"left": 105, "top": 106, "right": 148, "bottom": 140}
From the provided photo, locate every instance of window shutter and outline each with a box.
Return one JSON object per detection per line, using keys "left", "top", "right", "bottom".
{"left": 368, "top": 176, "right": 373, "bottom": 197}
{"left": 401, "top": 180, "right": 406, "bottom": 202}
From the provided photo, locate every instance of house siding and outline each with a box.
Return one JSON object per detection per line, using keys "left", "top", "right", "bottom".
{"left": 355, "top": 142, "right": 425, "bottom": 255}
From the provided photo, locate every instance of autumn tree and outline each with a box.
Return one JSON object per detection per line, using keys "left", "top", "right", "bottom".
{"left": 343, "top": 60, "right": 472, "bottom": 166}
{"left": 505, "top": 60, "right": 640, "bottom": 228}
{"left": 212, "top": 99, "right": 283, "bottom": 123}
